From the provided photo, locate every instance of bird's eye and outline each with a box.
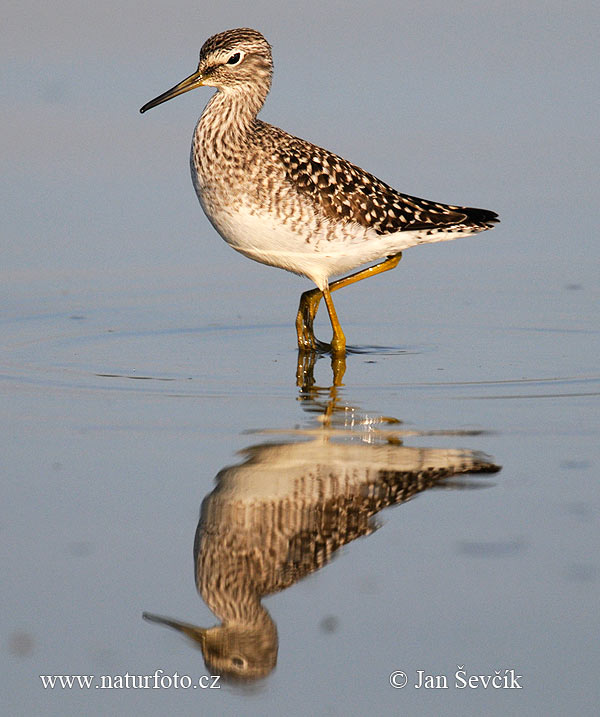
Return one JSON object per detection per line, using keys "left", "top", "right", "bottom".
{"left": 226, "top": 52, "right": 243, "bottom": 66}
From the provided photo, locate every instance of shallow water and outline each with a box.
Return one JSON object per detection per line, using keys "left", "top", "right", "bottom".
{"left": 3, "top": 2, "right": 599, "bottom": 715}
{"left": 3, "top": 270, "right": 599, "bottom": 715}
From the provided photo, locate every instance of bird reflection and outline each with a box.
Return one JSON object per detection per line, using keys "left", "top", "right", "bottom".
{"left": 144, "top": 357, "right": 500, "bottom": 682}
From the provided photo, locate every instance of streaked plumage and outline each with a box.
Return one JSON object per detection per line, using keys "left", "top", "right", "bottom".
{"left": 143, "top": 427, "right": 500, "bottom": 681}
{"left": 141, "top": 28, "right": 498, "bottom": 353}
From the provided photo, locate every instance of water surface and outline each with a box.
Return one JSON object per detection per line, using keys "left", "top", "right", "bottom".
{"left": 3, "top": 2, "right": 599, "bottom": 715}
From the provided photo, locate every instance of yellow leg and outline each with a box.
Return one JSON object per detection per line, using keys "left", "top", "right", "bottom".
{"left": 296, "top": 287, "right": 322, "bottom": 350}
{"left": 295, "top": 252, "right": 403, "bottom": 352}
{"left": 322, "top": 286, "right": 346, "bottom": 355}
{"left": 328, "top": 252, "right": 403, "bottom": 293}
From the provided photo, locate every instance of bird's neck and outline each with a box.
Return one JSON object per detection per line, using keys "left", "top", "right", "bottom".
{"left": 195, "top": 83, "right": 267, "bottom": 152}
{"left": 202, "top": 575, "right": 271, "bottom": 627}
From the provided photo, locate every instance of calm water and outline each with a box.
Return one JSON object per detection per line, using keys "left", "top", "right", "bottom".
{"left": 3, "top": 2, "right": 599, "bottom": 715}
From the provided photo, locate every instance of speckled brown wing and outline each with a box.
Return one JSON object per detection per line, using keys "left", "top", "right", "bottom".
{"left": 274, "top": 130, "right": 498, "bottom": 234}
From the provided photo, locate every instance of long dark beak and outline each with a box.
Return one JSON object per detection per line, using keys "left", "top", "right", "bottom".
{"left": 142, "top": 611, "right": 208, "bottom": 647}
{"left": 140, "top": 69, "right": 205, "bottom": 113}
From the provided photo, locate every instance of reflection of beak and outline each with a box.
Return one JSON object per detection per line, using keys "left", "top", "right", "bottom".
{"left": 143, "top": 611, "right": 207, "bottom": 647}
{"left": 139, "top": 69, "right": 204, "bottom": 113}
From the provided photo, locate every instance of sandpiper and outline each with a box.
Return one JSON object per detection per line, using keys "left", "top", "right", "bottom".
{"left": 140, "top": 28, "right": 498, "bottom": 355}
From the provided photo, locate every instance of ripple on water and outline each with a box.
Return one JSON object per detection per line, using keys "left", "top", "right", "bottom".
{"left": 1, "top": 310, "right": 599, "bottom": 401}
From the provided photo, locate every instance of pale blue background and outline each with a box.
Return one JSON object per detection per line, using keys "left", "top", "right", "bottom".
{"left": 2, "top": 1, "right": 599, "bottom": 715}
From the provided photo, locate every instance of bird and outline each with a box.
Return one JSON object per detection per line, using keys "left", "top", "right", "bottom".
{"left": 140, "top": 28, "right": 498, "bottom": 355}
{"left": 144, "top": 422, "right": 500, "bottom": 681}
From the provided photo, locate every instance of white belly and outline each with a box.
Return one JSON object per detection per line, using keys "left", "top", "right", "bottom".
{"left": 198, "top": 196, "right": 447, "bottom": 290}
